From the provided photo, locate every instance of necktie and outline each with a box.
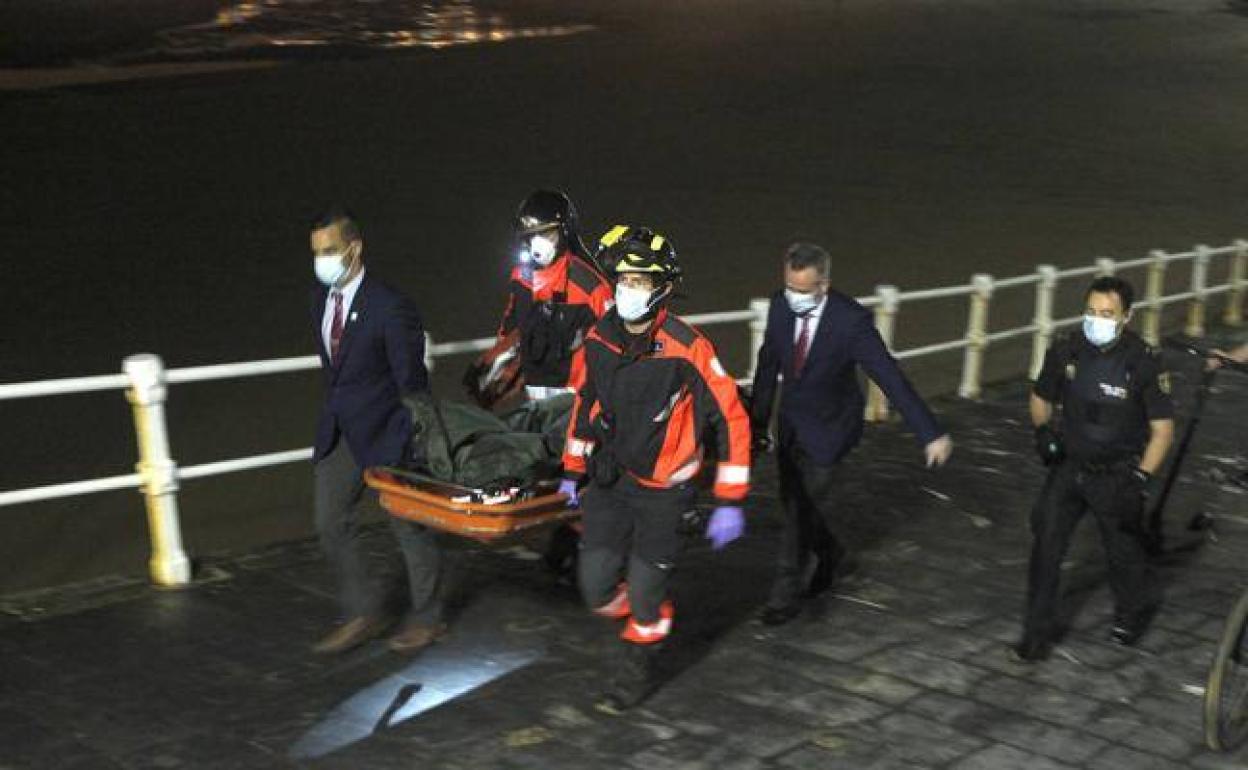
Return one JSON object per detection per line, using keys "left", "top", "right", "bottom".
{"left": 329, "top": 291, "right": 344, "bottom": 364}
{"left": 792, "top": 315, "right": 811, "bottom": 377}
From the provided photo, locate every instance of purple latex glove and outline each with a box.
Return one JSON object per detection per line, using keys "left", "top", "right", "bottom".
{"left": 557, "top": 478, "right": 580, "bottom": 508}
{"left": 706, "top": 506, "right": 744, "bottom": 550}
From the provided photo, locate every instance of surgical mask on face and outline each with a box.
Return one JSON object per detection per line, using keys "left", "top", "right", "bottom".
{"left": 1082, "top": 315, "right": 1121, "bottom": 347}
{"left": 616, "top": 284, "right": 656, "bottom": 322}
{"left": 528, "top": 234, "right": 558, "bottom": 267}
{"left": 314, "top": 254, "right": 348, "bottom": 287}
{"left": 785, "top": 288, "right": 821, "bottom": 316}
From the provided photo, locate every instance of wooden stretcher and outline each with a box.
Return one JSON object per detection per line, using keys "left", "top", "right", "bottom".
{"left": 364, "top": 468, "right": 579, "bottom": 544}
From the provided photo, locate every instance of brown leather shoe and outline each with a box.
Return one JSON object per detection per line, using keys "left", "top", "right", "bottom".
{"left": 388, "top": 622, "right": 448, "bottom": 655}
{"left": 312, "top": 615, "right": 392, "bottom": 655}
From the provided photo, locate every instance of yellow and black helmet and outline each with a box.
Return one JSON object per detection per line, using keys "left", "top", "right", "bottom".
{"left": 596, "top": 225, "right": 683, "bottom": 282}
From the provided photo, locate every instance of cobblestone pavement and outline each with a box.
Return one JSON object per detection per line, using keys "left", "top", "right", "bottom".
{"left": 1, "top": 333, "right": 1246, "bottom": 769}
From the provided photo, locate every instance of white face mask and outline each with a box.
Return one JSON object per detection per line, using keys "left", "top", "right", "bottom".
{"left": 314, "top": 253, "right": 348, "bottom": 287}
{"left": 1082, "top": 315, "right": 1121, "bottom": 347}
{"left": 528, "top": 233, "right": 559, "bottom": 267}
{"left": 616, "top": 284, "right": 658, "bottom": 322}
{"left": 785, "top": 288, "right": 821, "bottom": 316}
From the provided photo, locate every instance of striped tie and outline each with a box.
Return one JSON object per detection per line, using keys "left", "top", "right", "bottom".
{"left": 792, "top": 316, "right": 811, "bottom": 377}
{"left": 330, "top": 292, "right": 344, "bottom": 364}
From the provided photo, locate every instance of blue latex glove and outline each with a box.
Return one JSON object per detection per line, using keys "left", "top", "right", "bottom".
{"left": 706, "top": 506, "right": 744, "bottom": 550}
{"left": 557, "top": 478, "right": 580, "bottom": 508}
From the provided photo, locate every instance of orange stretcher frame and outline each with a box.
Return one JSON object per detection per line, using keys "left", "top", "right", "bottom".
{"left": 364, "top": 468, "right": 579, "bottom": 544}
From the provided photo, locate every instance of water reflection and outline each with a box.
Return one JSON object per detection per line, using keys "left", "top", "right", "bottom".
{"left": 151, "top": 0, "right": 594, "bottom": 58}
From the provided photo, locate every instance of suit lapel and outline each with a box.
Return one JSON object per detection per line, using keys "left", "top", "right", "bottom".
{"left": 778, "top": 305, "right": 797, "bottom": 372}
{"left": 312, "top": 286, "right": 330, "bottom": 368}
{"left": 330, "top": 274, "right": 370, "bottom": 382}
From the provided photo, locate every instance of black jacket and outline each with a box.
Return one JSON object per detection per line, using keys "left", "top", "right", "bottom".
{"left": 751, "top": 289, "right": 943, "bottom": 465}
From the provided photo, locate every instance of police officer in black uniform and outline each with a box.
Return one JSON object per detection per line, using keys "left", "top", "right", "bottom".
{"left": 1014, "top": 276, "right": 1175, "bottom": 662}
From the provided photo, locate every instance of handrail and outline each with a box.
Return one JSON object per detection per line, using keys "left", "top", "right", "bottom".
{"left": 0, "top": 473, "right": 143, "bottom": 508}
{"left": 166, "top": 355, "right": 320, "bottom": 384}
{"left": 0, "top": 373, "right": 130, "bottom": 401}
{"left": 0, "top": 238, "right": 1243, "bottom": 587}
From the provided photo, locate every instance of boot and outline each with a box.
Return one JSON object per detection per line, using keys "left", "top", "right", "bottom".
{"left": 595, "top": 643, "right": 660, "bottom": 715}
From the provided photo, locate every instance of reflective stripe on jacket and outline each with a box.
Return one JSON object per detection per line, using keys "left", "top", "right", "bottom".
{"left": 563, "top": 308, "right": 751, "bottom": 502}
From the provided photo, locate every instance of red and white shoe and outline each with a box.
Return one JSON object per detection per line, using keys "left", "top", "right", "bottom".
{"left": 593, "top": 583, "right": 631, "bottom": 619}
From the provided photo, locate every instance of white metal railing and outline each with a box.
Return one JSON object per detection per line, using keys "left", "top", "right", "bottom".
{"left": 0, "top": 240, "right": 1244, "bottom": 587}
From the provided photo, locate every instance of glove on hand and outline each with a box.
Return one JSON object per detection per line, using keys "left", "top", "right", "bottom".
{"left": 751, "top": 431, "right": 774, "bottom": 456}
{"left": 462, "top": 361, "right": 485, "bottom": 399}
{"left": 706, "top": 506, "right": 745, "bottom": 550}
{"left": 557, "top": 478, "right": 580, "bottom": 508}
{"left": 1033, "top": 424, "right": 1065, "bottom": 466}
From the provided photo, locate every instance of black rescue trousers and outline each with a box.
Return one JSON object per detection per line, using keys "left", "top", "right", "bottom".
{"left": 1021, "top": 460, "right": 1160, "bottom": 648}
{"left": 767, "top": 446, "right": 851, "bottom": 608}
{"left": 578, "top": 474, "right": 695, "bottom": 627}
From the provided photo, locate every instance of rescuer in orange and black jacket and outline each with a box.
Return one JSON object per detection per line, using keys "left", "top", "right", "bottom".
{"left": 464, "top": 190, "right": 613, "bottom": 407}
{"left": 557, "top": 225, "right": 751, "bottom": 713}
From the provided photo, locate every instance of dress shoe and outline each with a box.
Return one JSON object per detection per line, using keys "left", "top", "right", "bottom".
{"left": 1006, "top": 639, "right": 1051, "bottom": 664}
{"left": 758, "top": 602, "right": 803, "bottom": 626}
{"left": 1108, "top": 625, "right": 1141, "bottom": 646}
{"left": 1109, "top": 604, "right": 1158, "bottom": 647}
{"left": 313, "top": 615, "right": 392, "bottom": 655}
{"left": 388, "top": 622, "right": 448, "bottom": 654}
{"left": 806, "top": 549, "right": 859, "bottom": 598}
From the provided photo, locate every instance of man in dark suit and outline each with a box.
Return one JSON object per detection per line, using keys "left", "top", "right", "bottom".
{"left": 750, "top": 243, "right": 954, "bottom": 625}
{"left": 309, "top": 208, "right": 445, "bottom": 655}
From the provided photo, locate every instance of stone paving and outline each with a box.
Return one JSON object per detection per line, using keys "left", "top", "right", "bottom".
{"left": 1, "top": 333, "right": 1246, "bottom": 769}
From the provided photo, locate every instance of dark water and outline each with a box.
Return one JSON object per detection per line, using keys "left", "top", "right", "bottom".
{"left": 2, "top": 0, "right": 1247, "bottom": 591}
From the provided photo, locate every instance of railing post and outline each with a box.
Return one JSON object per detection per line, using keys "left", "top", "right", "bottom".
{"left": 958, "top": 274, "right": 994, "bottom": 399}
{"left": 865, "top": 285, "right": 899, "bottom": 421}
{"left": 1095, "top": 257, "right": 1116, "bottom": 276}
{"left": 1225, "top": 240, "right": 1246, "bottom": 327}
{"left": 1186, "top": 245, "right": 1211, "bottom": 337}
{"left": 746, "top": 297, "right": 770, "bottom": 382}
{"left": 1143, "top": 250, "right": 1167, "bottom": 346}
{"left": 123, "top": 354, "right": 191, "bottom": 588}
{"left": 424, "top": 331, "right": 435, "bottom": 373}
{"left": 1029, "top": 265, "right": 1057, "bottom": 380}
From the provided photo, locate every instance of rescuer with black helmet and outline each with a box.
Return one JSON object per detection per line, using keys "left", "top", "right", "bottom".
{"left": 464, "top": 189, "right": 612, "bottom": 407}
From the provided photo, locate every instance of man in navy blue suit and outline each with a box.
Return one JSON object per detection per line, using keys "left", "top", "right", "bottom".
{"left": 750, "top": 243, "right": 954, "bottom": 625}
{"left": 309, "top": 208, "right": 445, "bottom": 655}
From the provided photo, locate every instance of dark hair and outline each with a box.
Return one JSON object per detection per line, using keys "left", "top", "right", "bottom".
{"left": 784, "top": 242, "right": 831, "bottom": 279}
{"left": 310, "top": 206, "right": 362, "bottom": 243}
{"left": 1085, "top": 276, "right": 1134, "bottom": 312}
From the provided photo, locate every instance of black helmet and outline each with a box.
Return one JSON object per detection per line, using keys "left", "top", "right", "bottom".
{"left": 515, "top": 189, "right": 577, "bottom": 236}
{"left": 596, "top": 225, "right": 682, "bottom": 283}
{"left": 514, "top": 189, "right": 597, "bottom": 269}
